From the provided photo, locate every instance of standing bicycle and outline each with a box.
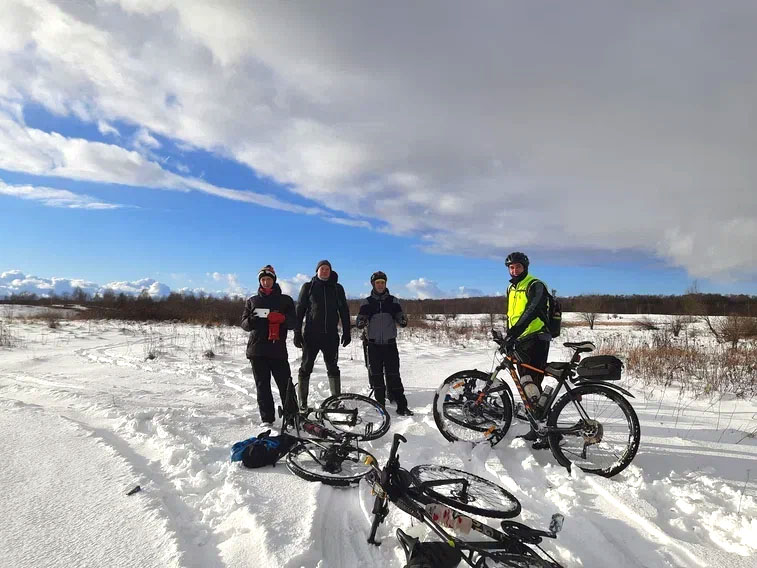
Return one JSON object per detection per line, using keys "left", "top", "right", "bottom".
{"left": 433, "top": 330, "right": 640, "bottom": 478}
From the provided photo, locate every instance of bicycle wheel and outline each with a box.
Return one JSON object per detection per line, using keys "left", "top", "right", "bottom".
{"left": 547, "top": 384, "right": 640, "bottom": 478}
{"left": 410, "top": 464, "right": 521, "bottom": 519}
{"left": 320, "top": 393, "right": 390, "bottom": 441}
{"left": 433, "top": 370, "right": 513, "bottom": 444}
{"left": 475, "top": 553, "right": 555, "bottom": 567}
{"left": 287, "top": 440, "right": 375, "bottom": 486}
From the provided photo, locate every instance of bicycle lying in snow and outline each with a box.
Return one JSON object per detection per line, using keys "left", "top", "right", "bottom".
{"left": 364, "top": 433, "right": 566, "bottom": 567}
{"left": 433, "top": 330, "right": 641, "bottom": 478}
{"left": 283, "top": 393, "right": 390, "bottom": 486}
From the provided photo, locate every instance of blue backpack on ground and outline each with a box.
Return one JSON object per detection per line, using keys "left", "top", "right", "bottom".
{"left": 230, "top": 430, "right": 298, "bottom": 469}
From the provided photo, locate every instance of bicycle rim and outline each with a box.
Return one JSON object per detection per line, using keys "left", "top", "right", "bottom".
{"left": 286, "top": 440, "right": 375, "bottom": 486}
{"left": 410, "top": 464, "right": 521, "bottom": 519}
{"left": 433, "top": 371, "right": 513, "bottom": 444}
{"left": 320, "top": 393, "right": 390, "bottom": 441}
{"left": 548, "top": 384, "right": 640, "bottom": 477}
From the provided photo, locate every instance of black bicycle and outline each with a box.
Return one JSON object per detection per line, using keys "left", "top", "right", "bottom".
{"left": 433, "top": 330, "right": 641, "bottom": 478}
{"left": 365, "top": 433, "right": 565, "bottom": 567}
{"left": 283, "top": 393, "right": 390, "bottom": 486}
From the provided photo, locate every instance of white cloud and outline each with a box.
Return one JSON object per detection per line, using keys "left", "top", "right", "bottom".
{"left": 0, "top": 270, "right": 173, "bottom": 299}
{"left": 405, "top": 278, "right": 446, "bottom": 300}
{"left": 1, "top": 1, "right": 756, "bottom": 278}
{"left": 0, "top": 179, "right": 124, "bottom": 209}
{"left": 97, "top": 120, "right": 119, "bottom": 137}
{"left": 278, "top": 273, "right": 310, "bottom": 297}
{"left": 206, "top": 272, "right": 249, "bottom": 296}
{"left": 456, "top": 286, "right": 484, "bottom": 299}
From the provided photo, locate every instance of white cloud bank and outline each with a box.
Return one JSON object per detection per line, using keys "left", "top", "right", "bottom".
{"left": 1, "top": 1, "right": 756, "bottom": 279}
{"left": 0, "top": 270, "right": 172, "bottom": 299}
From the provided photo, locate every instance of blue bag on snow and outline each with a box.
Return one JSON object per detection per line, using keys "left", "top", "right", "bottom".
{"left": 230, "top": 429, "right": 298, "bottom": 469}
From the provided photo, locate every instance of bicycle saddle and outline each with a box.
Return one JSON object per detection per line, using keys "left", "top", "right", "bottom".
{"left": 563, "top": 341, "right": 595, "bottom": 353}
{"left": 396, "top": 529, "right": 462, "bottom": 568}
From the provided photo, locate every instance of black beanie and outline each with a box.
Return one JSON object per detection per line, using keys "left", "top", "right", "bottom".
{"left": 315, "top": 259, "right": 332, "bottom": 272}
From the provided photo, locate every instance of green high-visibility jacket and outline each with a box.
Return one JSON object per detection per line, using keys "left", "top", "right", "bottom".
{"left": 507, "top": 273, "right": 547, "bottom": 339}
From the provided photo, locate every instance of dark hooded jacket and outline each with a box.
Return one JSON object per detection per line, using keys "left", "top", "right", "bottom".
{"left": 295, "top": 271, "right": 350, "bottom": 337}
{"left": 356, "top": 289, "right": 406, "bottom": 344}
{"left": 241, "top": 283, "right": 296, "bottom": 359}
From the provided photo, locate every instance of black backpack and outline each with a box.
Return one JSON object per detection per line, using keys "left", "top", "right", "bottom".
{"left": 545, "top": 290, "right": 562, "bottom": 338}
{"left": 230, "top": 430, "right": 298, "bottom": 469}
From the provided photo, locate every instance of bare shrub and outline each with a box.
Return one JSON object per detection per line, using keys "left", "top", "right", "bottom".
{"left": 633, "top": 316, "right": 659, "bottom": 331}
{"left": 580, "top": 312, "right": 599, "bottom": 330}
{"left": 669, "top": 315, "right": 685, "bottom": 337}
{"left": 0, "top": 320, "right": 17, "bottom": 347}
{"left": 704, "top": 315, "right": 757, "bottom": 348}
{"left": 624, "top": 341, "right": 757, "bottom": 397}
{"left": 47, "top": 317, "right": 59, "bottom": 329}
{"left": 203, "top": 349, "right": 215, "bottom": 359}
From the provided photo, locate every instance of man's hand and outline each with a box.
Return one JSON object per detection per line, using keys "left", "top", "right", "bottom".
{"left": 341, "top": 332, "right": 351, "bottom": 347}
{"left": 356, "top": 314, "right": 368, "bottom": 329}
{"left": 293, "top": 330, "right": 304, "bottom": 349}
{"left": 504, "top": 333, "right": 517, "bottom": 352}
{"left": 398, "top": 314, "right": 408, "bottom": 328}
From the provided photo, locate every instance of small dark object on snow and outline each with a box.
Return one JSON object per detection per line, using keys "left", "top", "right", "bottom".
{"left": 126, "top": 485, "right": 141, "bottom": 496}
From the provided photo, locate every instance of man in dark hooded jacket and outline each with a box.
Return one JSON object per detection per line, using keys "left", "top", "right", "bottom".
{"left": 293, "top": 260, "right": 351, "bottom": 408}
{"left": 356, "top": 270, "right": 413, "bottom": 415}
{"left": 241, "top": 265, "right": 298, "bottom": 425}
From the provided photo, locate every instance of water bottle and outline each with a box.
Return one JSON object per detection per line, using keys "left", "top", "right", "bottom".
{"left": 520, "top": 374, "right": 540, "bottom": 403}
{"left": 425, "top": 503, "right": 473, "bottom": 534}
{"left": 537, "top": 385, "right": 554, "bottom": 410}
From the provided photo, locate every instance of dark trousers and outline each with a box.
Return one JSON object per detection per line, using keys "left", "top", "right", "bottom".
{"left": 251, "top": 357, "right": 298, "bottom": 423}
{"left": 298, "top": 333, "right": 341, "bottom": 405}
{"left": 366, "top": 341, "right": 408, "bottom": 409}
{"left": 515, "top": 335, "right": 551, "bottom": 388}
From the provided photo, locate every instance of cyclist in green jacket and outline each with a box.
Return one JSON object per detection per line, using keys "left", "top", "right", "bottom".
{"left": 504, "top": 252, "right": 552, "bottom": 449}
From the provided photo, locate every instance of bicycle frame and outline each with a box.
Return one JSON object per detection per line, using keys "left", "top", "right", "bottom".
{"left": 480, "top": 336, "right": 634, "bottom": 446}
{"left": 366, "top": 434, "right": 564, "bottom": 567}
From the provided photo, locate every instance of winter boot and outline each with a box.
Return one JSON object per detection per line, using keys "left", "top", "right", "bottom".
{"left": 328, "top": 372, "right": 341, "bottom": 397}
{"left": 297, "top": 373, "right": 310, "bottom": 411}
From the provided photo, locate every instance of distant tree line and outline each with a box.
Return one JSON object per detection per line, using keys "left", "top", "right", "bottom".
{"left": 2, "top": 288, "right": 755, "bottom": 325}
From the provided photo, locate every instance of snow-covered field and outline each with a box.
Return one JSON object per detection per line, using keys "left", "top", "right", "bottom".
{"left": 1, "top": 310, "right": 756, "bottom": 568}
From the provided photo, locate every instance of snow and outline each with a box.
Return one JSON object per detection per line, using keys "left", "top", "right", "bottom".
{"left": 1, "top": 315, "right": 756, "bottom": 567}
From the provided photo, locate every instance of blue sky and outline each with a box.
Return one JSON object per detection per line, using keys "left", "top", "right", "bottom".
{"left": 1, "top": 2, "right": 756, "bottom": 300}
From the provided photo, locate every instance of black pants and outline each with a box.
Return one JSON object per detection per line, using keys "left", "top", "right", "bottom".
{"left": 251, "top": 357, "right": 298, "bottom": 423}
{"left": 298, "top": 333, "right": 341, "bottom": 405}
{"left": 514, "top": 335, "right": 551, "bottom": 388}
{"left": 366, "top": 341, "right": 408, "bottom": 409}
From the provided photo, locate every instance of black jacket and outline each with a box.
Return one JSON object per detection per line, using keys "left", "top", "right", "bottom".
{"left": 241, "top": 283, "right": 296, "bottom": 359}
{"left": 295, "top": 271, "right": 351, "bottom": 337}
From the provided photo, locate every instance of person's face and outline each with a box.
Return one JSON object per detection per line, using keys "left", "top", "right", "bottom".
{"left": 317, "top": 265, "right": 331, "bottom": 280}
{"left": 260, "top": 276, "right": 274, "bottom": 289}
{"left": 373, "top": 279, "right": 386, "bottom": 293}
{"left": 508, "top": 263, "right": 524, "bottom": 277}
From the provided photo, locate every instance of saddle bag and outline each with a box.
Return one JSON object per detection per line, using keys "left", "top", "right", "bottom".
{"left": 575, "top": 355, "right": 623, "bottom": 381}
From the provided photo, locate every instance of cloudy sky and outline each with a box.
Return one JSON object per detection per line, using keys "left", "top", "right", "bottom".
{"left": 1, "top": 0, "right": 756, "bottom": 299}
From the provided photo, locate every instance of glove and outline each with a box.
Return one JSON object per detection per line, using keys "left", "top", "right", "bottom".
{"left": 267, "top": 311, "right": 286, "bottom": 324}
{"left": 341, "top": 332, "right": 351, "bottom": 347}
{"left": 504, "top": 334, "right": 516, "bottom": 352}
{"left": 293, "top": 330, "right": 303, "bottom": 349}
{"left": 398, "top": 314, "right": 408, "bottom": 328}
{"left": 356, "top": 315, "right": 368, "bottom": 329}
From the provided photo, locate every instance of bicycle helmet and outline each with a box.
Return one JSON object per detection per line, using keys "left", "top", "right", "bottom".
{"left": 505, "top": 252, "right": 529, "bottom": 269}
{"left": 370, "top": 270, "right": 388, "bottom": 284}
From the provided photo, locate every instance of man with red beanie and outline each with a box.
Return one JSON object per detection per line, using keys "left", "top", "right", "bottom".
{"left": 241, "top": 264, "right": 298, "bottom": 426}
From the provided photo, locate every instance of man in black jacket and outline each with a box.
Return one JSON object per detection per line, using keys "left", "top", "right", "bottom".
{"left": 293, "top": 260, "right": 351, "bottom": 409}
{"left": 241, "top": 265, "right": 298, "bottom": 425}
{"left": 356, "top": 271, "right": 413, "bottom": 416}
